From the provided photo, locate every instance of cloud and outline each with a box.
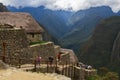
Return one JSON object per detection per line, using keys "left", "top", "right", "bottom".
{"left": 0, "top": 0, "right": 120, "bottom": 12}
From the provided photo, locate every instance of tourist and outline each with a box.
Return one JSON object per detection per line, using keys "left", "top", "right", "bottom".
{"left": 36, "top": 56, "right": 42, "bottom": 66}
{"left": 48, "top": 56, "right": 54, "bottom": 67}
{"left": 87, "top": 65, "right": 92, "bottom": 70}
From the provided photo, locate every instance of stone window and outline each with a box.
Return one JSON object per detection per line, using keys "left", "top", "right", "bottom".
{"left": 32, "top": 33, "right": 34, "bottom": 38}
{"left": 20, "top": 26, "right": 23, "bottom": 29}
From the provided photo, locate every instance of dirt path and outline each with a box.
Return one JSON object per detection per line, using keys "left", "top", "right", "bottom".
{"left": 0, "top": 68, "right": 71, "bottom": 80}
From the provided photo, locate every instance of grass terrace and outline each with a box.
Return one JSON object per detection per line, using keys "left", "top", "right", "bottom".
{"left": 29, "top": 41, "right": 47, "bottom": 45}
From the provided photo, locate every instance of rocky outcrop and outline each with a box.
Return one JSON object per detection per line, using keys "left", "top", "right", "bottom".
{"left": 111, "top": 32, "right": 120, "bottom": 64}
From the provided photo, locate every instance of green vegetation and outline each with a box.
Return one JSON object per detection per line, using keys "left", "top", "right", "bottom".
{"left": 80, "top": 16, "right": 120, "bottom": 76}
{"left": 86, "top": 75, "right": 101, "bottom": 80}
{"left": 98, "top": 67, "right": 110, "bottom": 76}
{"left": 102, "top": 72, "right": 119, "bottom": 80}
{"left": 86, "top": 67, "right": 119, "bottom": 80}
{"left": 29, "top": 41, "right": 47, "bottom": 45}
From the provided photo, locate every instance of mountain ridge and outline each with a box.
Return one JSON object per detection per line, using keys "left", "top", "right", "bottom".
{"left": 7, "top": 6, "right": 73, "bottom": 38}
{"left": 7, "top": 5, "right": 120, "bottom": 54}
{"left": 79, "top": 16, "right": 120, "bottom": 72}
{"left": 59, "top": 6, "right": 118, "bottom": 52}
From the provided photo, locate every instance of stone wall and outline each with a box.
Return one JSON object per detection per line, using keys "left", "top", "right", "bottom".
{"left": 28, "top": 42, "right": 56, "bottom": 61}
{"left": 60, "top": 53, "right": 70, "bottom": 64}
{"left": 54, "top": 45, "right": 60, "bottom": 57}
{"left": 54, "top": 45, "right": 60, "bottom": 54}
{"left": 0, "top": 28, "right": 29, "bottom": 58}
{"left": 27, "top": 33, "right": 43, "bottom": 42}
{"left": 59, "top": 48, "right": 78, "bottom": 64}
{"left": 62, "top": 66, "right": 97, "bottom": 80}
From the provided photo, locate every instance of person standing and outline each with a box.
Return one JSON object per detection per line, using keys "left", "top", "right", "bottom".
{"left": 36, "top": 56, "right": 42, "bottom": 66}
{"left": 48, "top": 56, "right": 54, "bottom": 67}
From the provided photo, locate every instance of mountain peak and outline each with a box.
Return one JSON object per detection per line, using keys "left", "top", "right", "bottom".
{"left": 90, "top": 6, "right": 112, "bottom": 10}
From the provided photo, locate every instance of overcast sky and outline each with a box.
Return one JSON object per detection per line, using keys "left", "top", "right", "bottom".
{"left": 0, "top": 0, "right": 120, "bottom": 12}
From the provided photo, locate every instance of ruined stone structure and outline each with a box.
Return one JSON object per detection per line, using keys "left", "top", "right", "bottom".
{"left": 0, "top": 25, "right": 56, "bottom": 62}
{"left": 0, "top": 12, "right": 78, "bottom": 64}
{"left": 0, "top": 12, "right": 96, "bottom": 80}
{"left": 0, "top": 12, "right": 44, "bottom": 42}
{"left": 60, "top": 48, "right": 78, "bottom": 64}
{"left": 61, "top": 66, "right": 97, "bottom": 80}
{"left": 54, "top": 45, "right": 61, "bottom": 57}
{"left": 0, "top": 25, "right": 28, "bottom": 58}
{"left": 29, "top": 42, "right": 56, "bottom": 60}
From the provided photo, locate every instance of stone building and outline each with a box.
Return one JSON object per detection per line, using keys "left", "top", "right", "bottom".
{"left": 0, "top": 12, "right": 96, "bottom": 80}
{"left": 0, "top": 12, "right": 44, "bottom": 42}
{"left": 0, "top": 12, "right": 78, "bottom": 64}
{"left": 0, "top": 24, "right": 28, "bottom": 58}
{"left": 0, "top": 24, "right": 56, "bottom": 61}
{"left": 0, "top": 12, "right": 44, "bottom": 60}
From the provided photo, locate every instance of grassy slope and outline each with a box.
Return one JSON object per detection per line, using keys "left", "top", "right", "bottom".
{"left": 80, "top": 16, "right": 120, "bottom": 69}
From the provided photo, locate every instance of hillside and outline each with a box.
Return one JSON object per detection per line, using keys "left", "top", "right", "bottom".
{"left": 79, "top": 16, "right": 120, "bottom": 71}
{"left": 110, "top": 32, "right": 120, "bottom": 73}
{"left": 7, "top": 6, "right": 73, "bottom": 38}
{"left": 59, "top": 6, "right": 116, "bottom": 51}
{"left": 0, "top": 3, "right": 8, "bottom": 12}
{"left": 38, "top": 23, "right": 59, "bottom": 44}
{"left": 111, "top": 32, "right": 120, "bottom": 64}
{"left": 8, "top": 6, "right": 120, "bottom": 54}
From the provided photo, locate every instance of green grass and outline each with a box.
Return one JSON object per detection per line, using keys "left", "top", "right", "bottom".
{"left": 30, "top": 41, "right": 47, "bottom": 45}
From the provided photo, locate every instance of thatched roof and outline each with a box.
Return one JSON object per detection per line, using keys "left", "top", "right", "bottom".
{"left": 0, "top": 12, "right": 43, "bottom": 33}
